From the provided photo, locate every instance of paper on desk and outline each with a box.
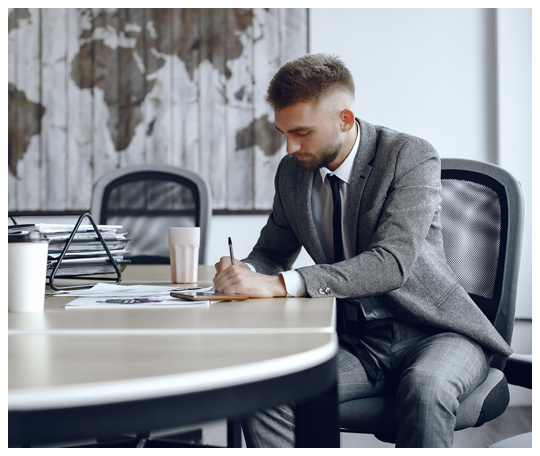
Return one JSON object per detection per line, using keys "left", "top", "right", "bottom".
{"left": 65, "top": 296, "right": 209, "bottom": 309}
{"left": 61, "top": 283, "right": 213, "bottom": 308}
{"left": 57, "top": 282, "right": 213, "bottom": 298}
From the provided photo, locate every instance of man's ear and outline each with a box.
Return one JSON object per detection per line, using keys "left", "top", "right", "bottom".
{"left": 340, "top": 108, "right": 356, "bottom": 132}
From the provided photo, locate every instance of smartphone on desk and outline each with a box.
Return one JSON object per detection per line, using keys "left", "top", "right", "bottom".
{"left": 170, "top": 291, "right": 249, "bottom": 301}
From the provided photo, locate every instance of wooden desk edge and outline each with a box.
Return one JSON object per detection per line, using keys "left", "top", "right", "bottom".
{"left": 9, "top": 332, "right": 338, "bottom": 411}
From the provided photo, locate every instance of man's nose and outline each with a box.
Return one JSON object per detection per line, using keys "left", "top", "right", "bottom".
{"left": 286, "top": 137, "right": 302, "bottom": 154}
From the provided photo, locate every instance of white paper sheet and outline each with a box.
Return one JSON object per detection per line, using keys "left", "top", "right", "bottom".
{"left": 58, "top": 282, "right": 213, "bottom": 298}
{"left": 60, "top": 282, "right": 213, "bottom": 308}
{"left": 65, "top": 296, "right": 209, "bottom": 309}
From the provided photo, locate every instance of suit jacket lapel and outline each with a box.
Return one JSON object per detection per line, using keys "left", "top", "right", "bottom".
{"left": 295, "top": 170, "right": 327, "bottom": 264}
{"left": 346, "top": 119, "right": 378, "bottom": 255}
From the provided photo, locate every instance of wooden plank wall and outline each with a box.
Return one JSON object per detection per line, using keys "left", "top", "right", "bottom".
{"left": 8, "top": 8, "right": 308, "bottom": 213}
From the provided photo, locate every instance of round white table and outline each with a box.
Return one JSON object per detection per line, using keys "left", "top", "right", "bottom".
{"left": 8, "top": 265, "right": 339, "bottom": 447}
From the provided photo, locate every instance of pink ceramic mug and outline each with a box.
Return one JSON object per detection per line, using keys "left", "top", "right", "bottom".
{"left": 168, "top": 227, "right": 200, "bottom": 283}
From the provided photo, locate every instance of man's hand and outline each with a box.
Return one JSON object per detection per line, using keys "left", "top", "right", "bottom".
{"left": 213, "top": 256, "right": 287, "bottom": 298}
{"left": 214, "top": 256, "right": 251, "bottom": 274}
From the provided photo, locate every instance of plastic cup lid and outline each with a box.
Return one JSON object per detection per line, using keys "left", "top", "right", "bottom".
{"left": 8, "top": 230, "right": 50, "bottom": 243}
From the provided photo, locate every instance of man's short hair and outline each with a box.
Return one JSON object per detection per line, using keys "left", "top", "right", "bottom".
{"left": 266, "top": 53, "right": 355, "bottom": 111}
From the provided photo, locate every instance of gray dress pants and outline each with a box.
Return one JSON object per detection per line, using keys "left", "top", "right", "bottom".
{"left": 241, "top": 319, "right": 490, "bottom": 448}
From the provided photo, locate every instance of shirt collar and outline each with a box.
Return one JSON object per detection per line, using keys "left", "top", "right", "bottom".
{"left": 319, "top": 120, "right": 360, "bottom": 186}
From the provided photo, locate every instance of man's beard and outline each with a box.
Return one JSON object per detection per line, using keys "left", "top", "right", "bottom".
{"left": 294, "top": 133, "right": 343, "bottom": 172}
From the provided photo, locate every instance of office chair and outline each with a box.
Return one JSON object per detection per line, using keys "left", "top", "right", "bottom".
{"left": 91, "top": 165, "right": 212, "bottom": 265}
{"left": 340, "top": 158, "right": 524, "bottom": 444}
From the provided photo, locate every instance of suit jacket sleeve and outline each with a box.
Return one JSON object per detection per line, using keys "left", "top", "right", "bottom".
{"left": 243, "top": 159, "right": 304, "bottom": 275}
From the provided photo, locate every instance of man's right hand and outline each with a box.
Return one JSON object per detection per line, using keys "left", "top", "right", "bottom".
{"left": 213, "top": 257, "right": 287, "bottom": 298}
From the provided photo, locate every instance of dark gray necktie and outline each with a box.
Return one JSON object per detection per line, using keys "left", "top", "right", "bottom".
{"left": 327, "top": 174, "right": 382, "bottom": 382}
{"left": 327, "top": 175, "right": 345, "bottom": 263}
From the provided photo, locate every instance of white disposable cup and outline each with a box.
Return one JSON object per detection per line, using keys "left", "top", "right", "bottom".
{"left": 168, "top": 227, "right": 200, "bottom": 283}
{"left": 8, "top": 239, "right": 49, "bottom": 312}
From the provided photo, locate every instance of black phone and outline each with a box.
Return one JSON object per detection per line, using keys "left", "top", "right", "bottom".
{"left": 170, "top": 291, "right": 249, "bottom": 301}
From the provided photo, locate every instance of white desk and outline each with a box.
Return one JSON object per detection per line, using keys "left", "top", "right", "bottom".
{"left": 8, "top": 265, "right": 339, "bottom": 447}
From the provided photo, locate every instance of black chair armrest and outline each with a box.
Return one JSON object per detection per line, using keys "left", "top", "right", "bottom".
{"left": 503, "top": 354, "right": 532, "bottom": 389}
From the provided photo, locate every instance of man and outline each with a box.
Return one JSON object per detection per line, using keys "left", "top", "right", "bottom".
{"left": 213, "top": 53, "right": 511, "bottom": 448}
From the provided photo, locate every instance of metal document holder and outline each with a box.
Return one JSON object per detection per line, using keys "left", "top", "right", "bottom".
{"left": 48, "top": 213, "right": 123, "bottom": 291}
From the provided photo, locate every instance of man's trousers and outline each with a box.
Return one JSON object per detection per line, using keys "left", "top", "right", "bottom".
{"left": 241, "top": 318, "right": 490, "bottom": 448}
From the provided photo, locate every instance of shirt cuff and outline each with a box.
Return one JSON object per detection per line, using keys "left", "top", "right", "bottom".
{"left": 245, "top": 263, "right": 256, "bottom": 272}
{"left": 279, "top": 270, "right": 307, "bottom": 297}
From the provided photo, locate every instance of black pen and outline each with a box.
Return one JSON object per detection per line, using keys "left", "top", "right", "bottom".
{"left": 228, "top": 237, "right": 235, "bottom": 266}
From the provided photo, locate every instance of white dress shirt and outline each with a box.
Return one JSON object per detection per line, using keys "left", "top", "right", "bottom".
{"left": 251, "top": 121, "right": 392, "bottom": 320}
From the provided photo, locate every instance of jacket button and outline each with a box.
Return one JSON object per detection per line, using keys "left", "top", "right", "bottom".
{"left": 325, "top": 287, "right": 332, "bottom": 294}
{"left": 318, "top": 288, "right": 325, "bottom": 295}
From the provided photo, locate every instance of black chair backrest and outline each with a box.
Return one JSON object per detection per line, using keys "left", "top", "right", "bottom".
{"left": 91, "top": 165, "right": 211, "bottom": 265}
{"left": 440, "top": 159, "right": 523, "bottom": 369}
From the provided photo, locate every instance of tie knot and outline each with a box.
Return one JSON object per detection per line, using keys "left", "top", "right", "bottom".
{"left": 327, "top": 174, "right": 341, "bottom": 196}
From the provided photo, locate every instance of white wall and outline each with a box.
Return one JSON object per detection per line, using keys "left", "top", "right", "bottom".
{"left": 496, "top": 8, "right": 532, "bottom": 321}
{"left": 207, "top": 214, "right": 315, "bottom": 268}
{"left": 207, "top": 214, "right": 270, "bottom": 264}
{"left": 208, "top": 8, "right": 532, "bottom": 405}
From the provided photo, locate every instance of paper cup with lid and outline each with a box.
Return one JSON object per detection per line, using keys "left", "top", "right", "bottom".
{"left": 8, "top": 230, "right": 50, "bottom": 312}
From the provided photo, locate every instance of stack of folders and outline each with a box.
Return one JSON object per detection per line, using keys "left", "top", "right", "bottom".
{"left": 8, "top": 223, "right": 131, "bottom": 277}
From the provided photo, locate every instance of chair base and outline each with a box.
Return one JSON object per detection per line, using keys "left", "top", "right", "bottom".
{"left": 67, "top": 429, "right": 204, "bottom": 448}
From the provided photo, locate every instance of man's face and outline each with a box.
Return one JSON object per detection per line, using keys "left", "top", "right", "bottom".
{"left": 274, "top": 100, "right": 344, "bottom": 172}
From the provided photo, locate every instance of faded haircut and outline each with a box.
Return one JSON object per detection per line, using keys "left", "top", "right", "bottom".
{"left": 266, "top": 53, "right": 355, "bottom": 111}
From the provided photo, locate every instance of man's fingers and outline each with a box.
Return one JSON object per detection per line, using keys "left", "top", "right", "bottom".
{"left": 214, "top": 256, "right": 233, "bottom": 273}
{"left": 213, "top": 265, "right": 248, "bottom": 294}
{"left": 213, "top": 266, "right": 235, "bottom": 292}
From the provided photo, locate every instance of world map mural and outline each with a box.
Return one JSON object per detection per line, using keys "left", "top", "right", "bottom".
{"left": 8, "top": 8, "right": 308, "bottom": 212}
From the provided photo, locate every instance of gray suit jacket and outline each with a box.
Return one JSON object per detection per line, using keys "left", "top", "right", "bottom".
{"left": 245, "top": 118, "right": 511, "bottom": 357}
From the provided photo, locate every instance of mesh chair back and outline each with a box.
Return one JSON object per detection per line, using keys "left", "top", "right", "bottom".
{"left": 91, "top": 166, "right": 211, "bottom": 265}
{"left": 440, "top": 175, "right": 505, "bottom": 321}
{"left": 440, "top": 159, "right": 523, "bottom": 369}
